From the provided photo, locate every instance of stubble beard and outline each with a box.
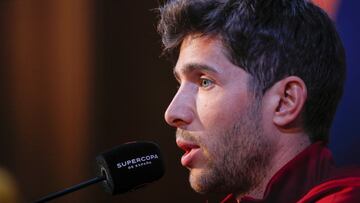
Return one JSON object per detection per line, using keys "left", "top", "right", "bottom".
{"left": 189, "top": 101, "right": 274, "bottom": 196}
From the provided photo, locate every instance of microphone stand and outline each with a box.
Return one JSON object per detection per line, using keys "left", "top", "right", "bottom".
{"left": 33, "top": 176, "right": 105, "bottom": 203}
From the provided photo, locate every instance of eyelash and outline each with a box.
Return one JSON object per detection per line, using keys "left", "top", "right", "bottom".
{"left": 174, "top": 76, "right": 215, "bottom": 90}
{"left": 199, "top": 77, "right": 214, "bottom": 89}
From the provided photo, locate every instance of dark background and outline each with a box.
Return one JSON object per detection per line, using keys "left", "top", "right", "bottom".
{"left": 329, "top": 0, "right": 360, "bottom": 166}
{"left": 0, "top": 0, "right": 358, "bottom": 202}
{"left": 92, "top": 0, "right": 206, "bottom": 202}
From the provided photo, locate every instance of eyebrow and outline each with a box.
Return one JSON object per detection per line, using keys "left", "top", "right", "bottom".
{"left": 173, "top": 63, "right": 219, "bottom": 81}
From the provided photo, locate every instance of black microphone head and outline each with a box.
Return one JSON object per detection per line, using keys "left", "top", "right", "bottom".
{"left": 96, "top": 141, "right": 165, "bottom": 195}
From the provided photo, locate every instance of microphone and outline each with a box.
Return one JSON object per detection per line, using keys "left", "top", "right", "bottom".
{"left": 96, "top": 140, "right": 165, "bottom": 194}
{"left": 34, "top": 141, "right": 165, "bottom": 202}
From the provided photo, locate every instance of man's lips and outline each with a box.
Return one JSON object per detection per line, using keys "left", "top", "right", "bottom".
{"left": 176, "top": 140, "right": 201, "bottom": 167}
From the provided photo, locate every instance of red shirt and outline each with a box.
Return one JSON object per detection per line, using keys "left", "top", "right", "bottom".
{"left": 221, "top": 142, "right": 360, "bottom": 203}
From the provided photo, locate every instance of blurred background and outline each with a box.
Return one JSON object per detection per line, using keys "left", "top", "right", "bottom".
{"left": 0, "top": 0, "right": 358, "bottom": 202}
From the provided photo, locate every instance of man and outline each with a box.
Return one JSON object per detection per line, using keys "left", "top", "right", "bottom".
{"left": 157, "top": 0, "right": 360, "bottom": 202}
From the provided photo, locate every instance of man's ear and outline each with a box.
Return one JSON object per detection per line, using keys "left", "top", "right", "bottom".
{"left": 271, "top": 76, "right": 307, "bottom": 127}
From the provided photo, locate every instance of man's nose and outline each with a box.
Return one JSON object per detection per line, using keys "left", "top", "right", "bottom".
{"left": 164, "top": 88, "right": 194, "bottom": 128}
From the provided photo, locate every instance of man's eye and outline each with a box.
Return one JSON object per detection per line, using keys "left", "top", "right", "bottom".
{"left": 199, "top": 78, "right": 214, "bottom": 88}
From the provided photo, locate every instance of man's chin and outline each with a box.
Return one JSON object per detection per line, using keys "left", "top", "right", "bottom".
{"left": 189, "top": 179, "right": 208, "bottom": 194}
{"left": 189, "top": 168, "right": 217, "bottom": 194}
{"left": 188, "top": 169, "right": 204, "bottom": 193}
{"left": 188, "top": 167, "right": 248, "bottom": 195}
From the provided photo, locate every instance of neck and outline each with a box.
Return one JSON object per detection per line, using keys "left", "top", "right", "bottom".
{"left": 236, "top": 134, "right": 311, "bottom": 202}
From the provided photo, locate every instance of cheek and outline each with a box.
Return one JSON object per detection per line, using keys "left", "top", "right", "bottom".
{"left": 196, "top": 93, "right": 225, "bottom": 128}
{"left": 196, "top": 90, "right": 248, "bottom": 129}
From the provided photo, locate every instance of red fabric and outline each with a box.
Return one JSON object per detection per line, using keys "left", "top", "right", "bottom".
{"left": 221, "top": 142, "right": 360, "bottom": 203}
{"left": 221, "top": 194, "right": 237, "bottom": 203}
{"left": 298, "top": 177, "right": 360, "bottom": 202}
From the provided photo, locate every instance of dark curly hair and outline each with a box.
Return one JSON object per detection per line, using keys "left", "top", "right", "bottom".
{"left": 157, "top": 0, "right": 346, "bottom": 142}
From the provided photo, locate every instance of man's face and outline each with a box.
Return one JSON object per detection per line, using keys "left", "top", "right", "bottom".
{"left": 164, "top": 35, "right": 274, "bottom": 194}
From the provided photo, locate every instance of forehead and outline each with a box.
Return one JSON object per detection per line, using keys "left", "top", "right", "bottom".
{"left": 177, "top": 35, "right": 227, "bottom": 66}
{"left": 174, "top": 35, "right": 247, "bottom": 80}
{"left": 174, "top": 35, "right": 227, "bottom": 73}
{"left": 180, "top": 34, "right": 225, "bottom": 55}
